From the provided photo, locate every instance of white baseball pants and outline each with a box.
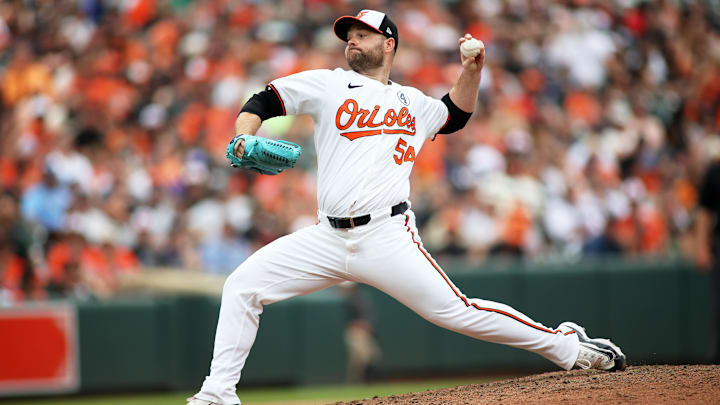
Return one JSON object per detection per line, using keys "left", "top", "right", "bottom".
{"left": 196, "top": 208, "right": 580, "bottom": 405}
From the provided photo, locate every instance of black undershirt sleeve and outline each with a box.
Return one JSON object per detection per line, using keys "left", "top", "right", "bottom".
{"left": 239, "top": 85, "right": 285, "bottom": 121}
{"left": 437, "top": 93, "right": 472, "bottom": 134}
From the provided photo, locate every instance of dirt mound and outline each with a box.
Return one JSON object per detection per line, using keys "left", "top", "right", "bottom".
{"left": 335, "top": 365, "right": 720, "bottom": 405}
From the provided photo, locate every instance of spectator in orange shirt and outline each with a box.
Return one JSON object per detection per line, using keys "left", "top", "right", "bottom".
{"left": 0, "top": 241, "right": 45, "bottom": 305}
{"left": 79, "top": 241, "right": 139, "bottom": 298}
{"left": 45, "top": 232, "right": 93, "bottom": 300}
{"left": 0, "top": 191, "right": 43, "bottom": 304}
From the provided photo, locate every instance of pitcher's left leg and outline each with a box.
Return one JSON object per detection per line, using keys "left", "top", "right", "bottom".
{"left": 352, "top": 211, "right": 579, "bottom": 370}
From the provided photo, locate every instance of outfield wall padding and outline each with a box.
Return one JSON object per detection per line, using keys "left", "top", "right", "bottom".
{"left": 2, "top": 258, "right": 711, "bottom": 394}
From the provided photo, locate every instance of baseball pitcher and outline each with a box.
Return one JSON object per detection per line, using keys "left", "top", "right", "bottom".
{"left": 188, "top": 10, "right": 626, "bottom": 405}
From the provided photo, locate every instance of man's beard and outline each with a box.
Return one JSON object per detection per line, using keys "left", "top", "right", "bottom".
{"left": 346, "top": 44, "right": 384, "bottom": 73}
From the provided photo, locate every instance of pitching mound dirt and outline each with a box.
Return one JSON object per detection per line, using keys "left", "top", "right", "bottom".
{"left": 335, "top": 365, "right": 720, "bottom": 405}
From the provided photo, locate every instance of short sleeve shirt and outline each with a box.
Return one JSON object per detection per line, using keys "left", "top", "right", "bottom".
{"left": 270, "top": 68, "right": 449, "bottom": 217}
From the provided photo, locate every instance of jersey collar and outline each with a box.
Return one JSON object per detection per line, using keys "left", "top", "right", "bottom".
{"left": 349, "top": 69, "right": 395, "bottom": 87}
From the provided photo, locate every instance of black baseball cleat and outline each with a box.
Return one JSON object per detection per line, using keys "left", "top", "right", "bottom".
{"left": 559, "top": 322, "right": 627, "bottom": 371}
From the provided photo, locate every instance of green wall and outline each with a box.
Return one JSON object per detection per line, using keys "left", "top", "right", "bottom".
{"left": 71, "top": 258, "right": 711, "bottom": 392}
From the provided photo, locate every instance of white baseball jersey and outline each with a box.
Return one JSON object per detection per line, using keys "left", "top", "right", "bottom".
{"left": 269, "top": 68, "right": 449, "bottom": 217}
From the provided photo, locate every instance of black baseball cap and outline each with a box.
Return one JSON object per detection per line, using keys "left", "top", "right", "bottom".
{"left": 333, "top": 10, "right": 399, "bottom": 52}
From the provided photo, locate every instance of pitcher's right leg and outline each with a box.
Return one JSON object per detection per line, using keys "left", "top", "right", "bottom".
{"left": 194, "top": 224, "right": 347, "bottom": 405}
{"left": 351, "top": 211, "right": 580, "bottom": 370}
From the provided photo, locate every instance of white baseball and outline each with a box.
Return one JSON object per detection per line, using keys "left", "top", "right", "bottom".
{"left": 460, "top": 38, "right": 484, "bottom": 58}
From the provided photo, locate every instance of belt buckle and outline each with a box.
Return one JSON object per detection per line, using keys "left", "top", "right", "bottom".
{"left": 349, "top": 217, "right": 355, "bottom": 228}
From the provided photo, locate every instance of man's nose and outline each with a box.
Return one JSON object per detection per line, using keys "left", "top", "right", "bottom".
{"left": 347, "top": 37, "right": 358, "bottom": 47}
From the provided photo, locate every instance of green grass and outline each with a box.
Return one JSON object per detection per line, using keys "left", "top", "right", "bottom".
{"left": 6, "top": 377, "right": 508, "bottom": 405}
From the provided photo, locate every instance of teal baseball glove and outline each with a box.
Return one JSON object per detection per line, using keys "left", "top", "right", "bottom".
{"left": 226, "top": 134, "right": 302, "bottom": 175}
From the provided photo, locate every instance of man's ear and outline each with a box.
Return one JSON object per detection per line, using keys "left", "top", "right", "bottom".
{"left": 385, "top": 37, "right": 395, "bottom": 53}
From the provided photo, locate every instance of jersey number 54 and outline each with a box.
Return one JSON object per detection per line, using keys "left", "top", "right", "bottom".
{"left": 393, "top": 138, "right": 416, "bottom": 165}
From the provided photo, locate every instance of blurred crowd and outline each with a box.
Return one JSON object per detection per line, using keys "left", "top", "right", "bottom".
{"left": 1, "top": 0, "right": 720, "bottom": 304}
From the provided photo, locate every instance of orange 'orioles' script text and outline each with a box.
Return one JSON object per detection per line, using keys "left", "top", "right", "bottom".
{"left": 335, "top": 99, "right": 416, "bottom": 140}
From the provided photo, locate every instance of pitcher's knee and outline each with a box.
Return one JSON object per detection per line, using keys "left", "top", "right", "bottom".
{"left": 222, "top": 264, "right": 265, "bottom": 307}
{"left": 430, "top": 313, "right": 463, "bottom": 330}
{"left": 222, "top": 266, "right": 244, "bottom": 291}
{"left": 421, "top": 300, "right": 470, "bottom": 329}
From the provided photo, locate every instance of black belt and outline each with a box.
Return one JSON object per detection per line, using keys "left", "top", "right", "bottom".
{"left": 327, "top": 201, "right": 408, "bottom": 229}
